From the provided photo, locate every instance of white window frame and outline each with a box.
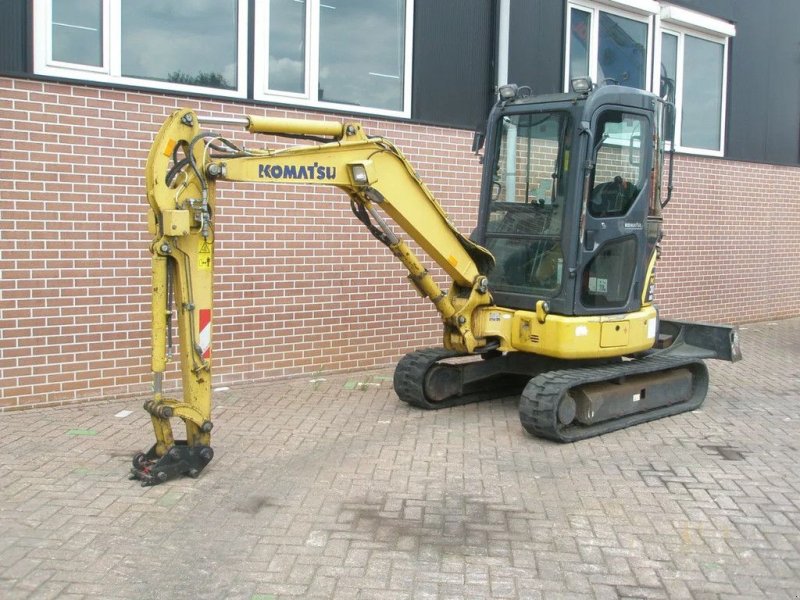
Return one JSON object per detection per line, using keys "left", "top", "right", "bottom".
{"left": 33, "top": 0, "right": 249, "bottom": 99}
{"left": 565, "top": 0, "right": 657, "bottom": 94}
{"left": 656, "top": 5, "right": 735, "bottom": 156}
{"left": 564, "top": 1, "right": 735, "bottom": 156}
{"left": 253, "top": 0, "right": 414, "bottom": 118}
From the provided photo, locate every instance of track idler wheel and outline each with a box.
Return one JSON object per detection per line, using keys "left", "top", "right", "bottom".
{"left": 393, "top": 348, "right": 462, "bottom": 409}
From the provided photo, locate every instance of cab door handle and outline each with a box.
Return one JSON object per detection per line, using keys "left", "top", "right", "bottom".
{"left": 584, "top": 229, "right": 596, "bottom": 251}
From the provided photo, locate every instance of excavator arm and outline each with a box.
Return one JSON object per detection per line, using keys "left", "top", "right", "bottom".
{"left": 132, "top": 108, "right": 496, "bottom": 484}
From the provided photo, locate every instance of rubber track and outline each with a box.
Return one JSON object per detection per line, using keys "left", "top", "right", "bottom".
{"left": 519, "top": 353, "right": 708, "bottom": 442}
{"left": 394, "top": 347, "right": 524, "bottom": 410}
{"left": 394, "top": 348, "right": 461, "bottom": 409}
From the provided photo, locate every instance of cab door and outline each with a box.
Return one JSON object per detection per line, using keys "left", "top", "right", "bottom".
{"left": 576, "top": 108, "right": 652, "bottom": 315}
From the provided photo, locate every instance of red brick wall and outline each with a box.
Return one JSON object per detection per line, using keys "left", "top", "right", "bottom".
{"left": 656, "top": 156, "right": 800, "bottom": 323}
{"left": 1, "top": 77, "right": 799, "bottom": 410}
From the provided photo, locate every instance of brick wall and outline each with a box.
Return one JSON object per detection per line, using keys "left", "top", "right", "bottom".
{"left": 656, "top": 156, "right": 800, "bottom": 323}
{"left": 1, "top": 77, "right": 799, "bottom": 410}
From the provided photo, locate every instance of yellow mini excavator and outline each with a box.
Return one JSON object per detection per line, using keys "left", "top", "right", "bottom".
{"left": 132, "top": 80, "right": 740, "bottom": 485}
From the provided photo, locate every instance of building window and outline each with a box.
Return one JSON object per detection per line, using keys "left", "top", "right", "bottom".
{"left": 566, "top": 1, "right": 656, "bottom": 91}
{"left": 659, "top": 6, "right": 734, "bottom": 155}
{"left": 120, "top": 2, "right": 240, "bottom": 90}
{"left": 254, "top": 0, "right": 414, "bottom": 117}
{"left": 266, "top": 0, "right": 307, "bottom": 95}
{"left": 565, "top": 1, "right": 734, "bottom": 156}
{"left": 34, "top": 0, "right": 249, "bottom": 97}
{"left": 51, "top": 0, "right": 103, "bottom": 67}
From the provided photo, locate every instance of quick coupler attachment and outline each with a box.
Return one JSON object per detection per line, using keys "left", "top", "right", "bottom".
{"left": 130, "top": 441, "right": 214, "bottom": 487}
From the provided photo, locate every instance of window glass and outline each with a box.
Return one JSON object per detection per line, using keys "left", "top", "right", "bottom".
{"left": 52, "top": 0, "right": 102, "bottom": 66}
{"left": 597, "top": 12, "right": 648, "bottom": 89}
{"left": 569, "top": 8, "right": 591, "bottom": 80}
{"left": 484, "top": 112, "right": 572, "bottom": 295}
{"left": 318, "top": 0, "right": 405, "bottom": 110}
{"left": 489, "top": 114, "right": 567, "bottom": 209}
{"left": 660, "top": 32, "right": 677, "bottom": 100}
{"left": 581, "top": 237, "right": 637, "bottom": 307}
{"left": 121, "top": 0, "right": 238, "bottom": 89}
{"left": 659, "top": 32, "right": 677, "bottom": 142}
{"left": 681, "top": 35, "right": 724, "bottom": 150}
{"left": 268, "top": 0, "right": 306, "bottom": 94}
{"left": 590, "top": 111, "right": 646, "bottom": 218}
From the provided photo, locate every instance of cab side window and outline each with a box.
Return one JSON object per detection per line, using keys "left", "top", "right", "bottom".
{"left": 589, "top": 112, "right": 647, "bottom": 218}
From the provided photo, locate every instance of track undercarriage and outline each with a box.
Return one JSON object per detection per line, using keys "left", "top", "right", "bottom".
{"left": 394, "top": 320, "right": 740, "bottom": 442}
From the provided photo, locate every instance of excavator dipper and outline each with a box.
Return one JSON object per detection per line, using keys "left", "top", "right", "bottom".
{"left": 132, "top": 79, "right": 740, "bottom": 485}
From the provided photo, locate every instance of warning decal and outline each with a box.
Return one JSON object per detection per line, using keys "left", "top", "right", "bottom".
{"left": 198, "top": 241, "right": 212, "bottom": 271}
{"left": 198, "top": 309, "right": 211, "bottom": 360}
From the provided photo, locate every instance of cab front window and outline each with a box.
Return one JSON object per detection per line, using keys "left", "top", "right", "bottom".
{"left": 484, "top": 111, "right": 572, "bottom": 296}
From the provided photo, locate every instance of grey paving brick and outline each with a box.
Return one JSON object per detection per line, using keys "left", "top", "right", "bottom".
{"left": 1, "top": 318, "right": 800, "bottom": 598}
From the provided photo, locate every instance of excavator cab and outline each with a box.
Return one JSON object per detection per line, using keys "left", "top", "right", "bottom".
{"left": 474, "top": 82, "right": 666, "bottom": 319}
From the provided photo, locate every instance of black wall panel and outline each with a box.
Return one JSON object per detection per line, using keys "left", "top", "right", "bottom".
{"left": 0, "top": 0, "right": 28, "bottom": 74}
{"left": 1, "top": 0, "right": 797, "bottom": 164}
{"left": 507, "top": 1, "right": 564, "bottom": 95}
{"left": 411, "top": 0, "right": 495, "bottom": 130}
{"left": 663, "top": 0, "right": 799, "bottom": 165}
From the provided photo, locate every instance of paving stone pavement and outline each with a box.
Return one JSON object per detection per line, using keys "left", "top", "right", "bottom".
{"left": 1, "top": 318, "right": 799, "bottom": 600}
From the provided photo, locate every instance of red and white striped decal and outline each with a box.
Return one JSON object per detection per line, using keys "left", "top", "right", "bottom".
{"left": 198, "top": 309, "right": 211, "bottom": 359}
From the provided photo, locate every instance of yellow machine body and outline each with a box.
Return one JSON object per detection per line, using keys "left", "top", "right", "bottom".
{"left": 131, "top": 99, "right": 739, "bottom": 485}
